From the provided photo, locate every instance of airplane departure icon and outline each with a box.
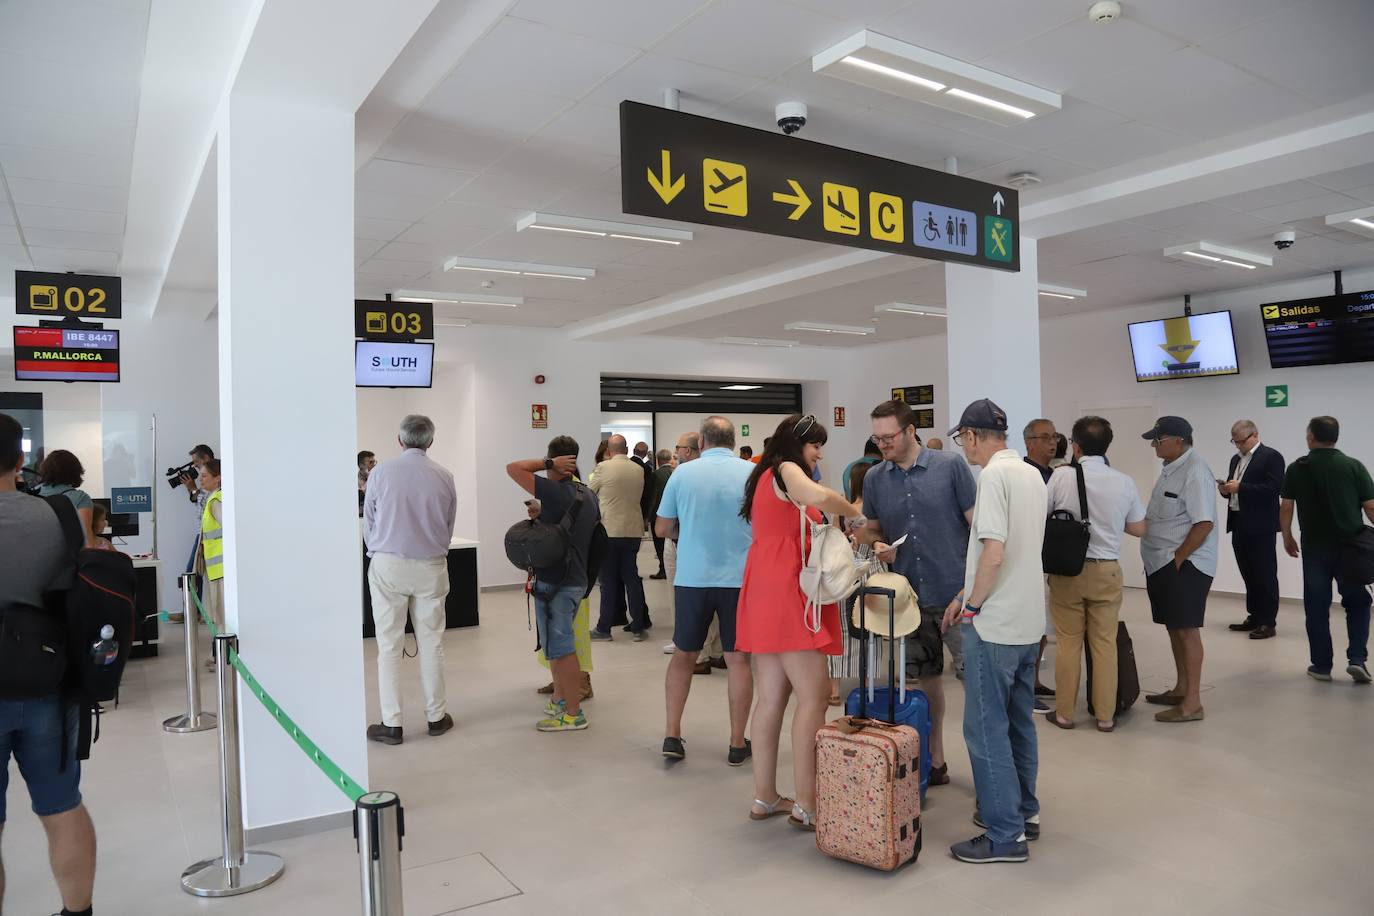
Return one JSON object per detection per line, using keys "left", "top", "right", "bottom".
{"left": 709, "top": 168, "right": 743, "bottom": 195}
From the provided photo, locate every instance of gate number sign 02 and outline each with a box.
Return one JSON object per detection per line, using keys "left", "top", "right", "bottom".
{"left": 620, "top": 101, "right": 1019, "bottom": 272}
{"left": 354, "top": 300, "right": 434, "bottom": 342}
{"left": 15, "top": 270, "right": 123, "bottom": 318}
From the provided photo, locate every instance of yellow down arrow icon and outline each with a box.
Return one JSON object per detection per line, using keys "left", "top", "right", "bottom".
{"left": 647, "top": 149, "right": 684, "bottom": 205}
{"left": 772, "top": 179, "right": 811, "bottom": 220}
{"left": 1159, "top": 316, "right": 1201, "bottom": 365}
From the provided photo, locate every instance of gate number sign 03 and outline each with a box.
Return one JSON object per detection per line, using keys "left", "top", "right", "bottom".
{"left": 620, "top": 101, "right": 1019, "bottom": 272}
{"left": 15, "top": 270, "right": 123, "bottom": 318}
{"left": 353, "top": 299, "right": 434, "bottom": 342}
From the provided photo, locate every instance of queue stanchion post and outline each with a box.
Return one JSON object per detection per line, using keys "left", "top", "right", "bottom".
{"left": 163, "top": 573, "right": 216, "bottom": 733}
{"left": 181, "top": 633, "right": 285, "bottom": 897}
{"left": 355, "top": 791, "right": 405, "bottom": 916}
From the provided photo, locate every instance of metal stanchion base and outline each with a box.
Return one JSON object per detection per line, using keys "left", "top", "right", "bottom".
{"left": 163, "top": 713, "right": 217, "bottom": 733}
{"left": 181, "top": 852, "right": 284, "bottom": 897}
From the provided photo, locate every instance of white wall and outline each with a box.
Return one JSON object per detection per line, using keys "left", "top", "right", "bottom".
{"left": 1040, "top": 265, "right": 1374, "bottom": 600}
{"left": 653, "top": 411, "right": 794, "bottom": 457}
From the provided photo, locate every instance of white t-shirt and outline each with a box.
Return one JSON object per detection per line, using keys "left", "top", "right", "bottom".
{"left": 964, "top": 449, "right": 1048, "bottom": 645}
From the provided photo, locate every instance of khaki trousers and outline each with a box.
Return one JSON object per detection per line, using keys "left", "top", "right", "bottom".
{"left": 369, "top": 553, "right": 450, "bottom": 728}
{"left": 1049, "top": 560, "right": 1123, "bottom": 722}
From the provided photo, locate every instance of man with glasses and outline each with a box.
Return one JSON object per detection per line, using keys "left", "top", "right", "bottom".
{"left": 1219, "top": 421, "right": 1285, "bottom": 639}
{"left": 1023, "top": 419, "right": 1060, "bottom": 707}
{"left": 1140, "top": 417, "right": 1217, "bottom": 723}
{"left": 857, "top": 399, "right": 976, "bottom": 787}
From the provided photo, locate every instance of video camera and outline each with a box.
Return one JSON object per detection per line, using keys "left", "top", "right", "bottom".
{"left": 165, "top": 461, "right": 197, "bottom": 488}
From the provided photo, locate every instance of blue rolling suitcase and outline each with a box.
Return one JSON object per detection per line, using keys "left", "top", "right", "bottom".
{"left": 845, "top": 590, "right": 933, "bottom": 798}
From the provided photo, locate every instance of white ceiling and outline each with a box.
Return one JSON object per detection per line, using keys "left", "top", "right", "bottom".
{"left": 348, "top": 0, "right": 1374, "bottom": 342}
{"left": 0, "top": 0, "right": 150, "bottom": 278}
{"left": 4, "top": 0, "right": 1373, "bottom": 349}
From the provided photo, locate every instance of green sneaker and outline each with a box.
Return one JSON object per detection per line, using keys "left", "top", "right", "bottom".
{"left": 542, "top": 699, "right": 566, "bottom": 718}
{"left": 536, "top": 710, "right": 588, "bottom": 732}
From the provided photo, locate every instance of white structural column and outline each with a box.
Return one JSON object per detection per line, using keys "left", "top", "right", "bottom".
{"left": 944, "top": 237, "right": 1042, "bottom": 440}
{"left": 217, "top": 92, "right": 367, "bottom": 830}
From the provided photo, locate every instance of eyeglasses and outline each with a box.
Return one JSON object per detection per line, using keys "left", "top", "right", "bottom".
{"left": 952, "top": 430, "right": 970, "bottom": 446}
{"left": 1230, "top": 433, "right": 1255, "bottom": 445}
{"left": 1151, "top": 435, "right": 1180, "bottom": 445}
{"left": 793, "top": 414, "right": 817, "bottom": 440}
{"left": 1026, "top": 434, "right": 1056, "bottom": 442}
{"left": 870, "top": 426, "right": 915, "bottom": 447}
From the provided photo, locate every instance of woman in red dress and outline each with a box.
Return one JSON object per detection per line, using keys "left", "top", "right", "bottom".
{"left": 737, "top": 415, "right": 863, "bottom": 830}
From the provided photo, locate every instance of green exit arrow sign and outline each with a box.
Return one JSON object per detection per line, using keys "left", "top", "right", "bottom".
{"left": 1265, "top": 384, "right": 1288, "bottom": 407}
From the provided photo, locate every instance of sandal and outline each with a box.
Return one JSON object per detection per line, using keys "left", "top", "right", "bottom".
{"left": 788, "top": 803, "right": 817, "bottom": 831}
{"left": 827, "top": 694, "right": 842, "bottom": 707}
{"left": 749, "top": 795, "right": 794, "bottom": 821}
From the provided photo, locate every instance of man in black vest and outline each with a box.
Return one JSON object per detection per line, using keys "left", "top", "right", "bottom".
{"left": 1218, "top": 420, "right": 1285, "bottom": 639}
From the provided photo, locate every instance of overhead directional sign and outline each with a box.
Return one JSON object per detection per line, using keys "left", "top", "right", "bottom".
{"left": 354, "top": 299, "right": 434, "bottom": 342}
{"left": 15, "top": 270, "right": 122, "bottom": 318}
{"left": 620, "top": 100, "right": 1019, "bottom": 271}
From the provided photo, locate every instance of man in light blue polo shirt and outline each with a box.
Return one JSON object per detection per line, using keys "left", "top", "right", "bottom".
{"left": 655, "top": 416, "right": 754, "bottom": 764}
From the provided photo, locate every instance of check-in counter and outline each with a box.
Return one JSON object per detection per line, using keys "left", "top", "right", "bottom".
{"left": 361, "top": 537, "right": 479, "bottom": 638}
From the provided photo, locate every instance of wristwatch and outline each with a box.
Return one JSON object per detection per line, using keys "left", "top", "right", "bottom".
{"left": 543, "top": 458, "right": 554, "bottom": 471}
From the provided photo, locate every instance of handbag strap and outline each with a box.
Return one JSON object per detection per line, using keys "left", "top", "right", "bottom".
{"left": 1073, "top": 460, "right": 1090, "bottom": 525}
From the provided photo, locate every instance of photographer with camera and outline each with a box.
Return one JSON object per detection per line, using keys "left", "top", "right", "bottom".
{"left": 166, "top": 445, "right": 214, "bottom": 623}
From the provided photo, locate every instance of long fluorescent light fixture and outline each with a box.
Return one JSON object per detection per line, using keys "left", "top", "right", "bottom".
{"left": 516, "top": 213, "right": 693, "bottom": 245}
{"left": 1163, "top": 242, "right": 1271, "bottom": 270}
{"left": 814, "top": 31, "right": 1062, "bottom": 126}
{"left": 1037, "top": 283, "right": 1087, "bottom": 300}
{"left": 671, "top": 392, "right": 703, "bottom": 397}
{"left": 876, "top": 303, "right": 947, "bottom": 318}
{"left": 720, "top": 384, "right": 763, "bottom": 390}
{"left": 784, "top": 321, "right": 876, "bottom": 336}
{"left": 393, "top": 289, "right": 523, "bottom": 307}
{"left": 436, "top": 319, "right": 471, "bottom": 328}
{"left": 1326, "top": 205, "right": 1374, "bottom": 240}
{"left": 716, "top": 336, "right": 799, "bottom": 348}
{"left": 443, "top": 256, "right": 595, "bottom": 280}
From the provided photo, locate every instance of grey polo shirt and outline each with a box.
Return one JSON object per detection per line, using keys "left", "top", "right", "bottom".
{"left": 1142, "top": 446, "right": 1219, "bottom": 577}
{"left": 862, "top": 447, "right": 977, "bottom": 608}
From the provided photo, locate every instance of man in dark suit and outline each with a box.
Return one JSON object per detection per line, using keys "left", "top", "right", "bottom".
{"left": 1218, "top": 420, "right": 1285, "bottom": 639}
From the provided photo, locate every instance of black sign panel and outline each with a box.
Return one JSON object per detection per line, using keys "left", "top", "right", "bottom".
{"left": 620, "top": 101, "right": 1018, "bottom": 271}
{"left": 15, "top": 270, "right": 122, "bottom": 318}
{"left": 914, "top": 408, "right": 935, "bottom": 430}
{"left": 354, "top": 300, "right": 434, "bottom": 342}
{"left": 892, "top": 384, "right": 935, "bottom": 406}
{"left": 1261, "top": 290, "right": 1374, "bottom": 369}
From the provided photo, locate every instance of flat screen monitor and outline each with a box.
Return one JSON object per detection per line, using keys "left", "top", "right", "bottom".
{"left": 91, "top": 498, "right": 139, "bottom": 538}
{"left": 1261, "top": 289, "right": 1374, "bottom": 369}
{"left": 355, "top": 341, "right": 434, "bottom": 388}
{"left": 13, "top": 326, "right": 120, "bottom": 382}
{"left": 1127, "top": 310, "right": 1239, "bottom": 382}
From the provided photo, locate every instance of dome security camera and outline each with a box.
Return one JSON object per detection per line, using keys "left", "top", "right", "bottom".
{"left": 776, "top": 101, "right": 807, "bottom": 135}
{"left": 1273, "top": 229, "right": 1296, "bottom": 250}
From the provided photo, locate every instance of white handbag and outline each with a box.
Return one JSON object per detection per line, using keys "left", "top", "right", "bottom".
{"left": 794, "top": 501, "right": 861, "bottom": 634}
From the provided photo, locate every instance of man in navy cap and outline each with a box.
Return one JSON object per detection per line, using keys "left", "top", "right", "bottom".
{"left": 1140, "top": 416, "right": 1218, "bottom": 723}
{"left": 941, "top": 399, "right": 1047, "bottom": 864}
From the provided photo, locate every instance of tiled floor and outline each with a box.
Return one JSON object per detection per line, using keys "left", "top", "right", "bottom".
{"left": 4, "top": 547, "right": 1372, "bottom": 915}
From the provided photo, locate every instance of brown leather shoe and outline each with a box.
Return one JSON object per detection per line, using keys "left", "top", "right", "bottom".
{"left": 1144, "top": 691, "right": 1183, "bottom": 706}
{"left": 536, "top": 682, "right": 555, "bottom": 694}
{"left": 693, "top": 661, "right": 713, "bottom": 675}
{"left": 1249, "top": 625, "right": 1277, "bottom": 640}
{"left": 367, "top": 723, "right": 402, "bottom": 745}
{"left": 710, "top": 656, "right": 727, "bottom": 670}
{"left": 580, "top": 673, "right": 593, "bottom": 701}
{"left": 928, "top": 762, "right": 950, "bottom": 786}
{"left": 427, "top": 713, "right": 454, "bottom": 737}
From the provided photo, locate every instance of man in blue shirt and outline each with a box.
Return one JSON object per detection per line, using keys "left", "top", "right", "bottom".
{"left": 859, "top": 399, "right": 976, "bottom": 786}
{"left": 655, "top": 417, "right": 755, "bottom": 764}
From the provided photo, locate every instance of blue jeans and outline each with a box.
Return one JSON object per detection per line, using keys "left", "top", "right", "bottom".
{"left": 533, "top": 580, "right": 582, "bottom": 661}
{"left": 962, "top": 623, "right": 1039, "bottom": 844}
{"left": 0, "top": 694, "right": 82, "bottom": 823}
{"left": 1301, "top": 541, "right": 1372, "bottom": 671}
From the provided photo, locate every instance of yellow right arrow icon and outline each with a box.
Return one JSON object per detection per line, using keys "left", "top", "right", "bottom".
{"left": 1159, "top": 316, "right": 1201, "bottom": 365}
{"left": 647, "top": 149, "right": 684, "bottom": 204}
{"left": 772, "top": 179, "right": 811, "bottom": 220}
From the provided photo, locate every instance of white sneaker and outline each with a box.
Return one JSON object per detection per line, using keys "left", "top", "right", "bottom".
{"left": 662, "top": 643, "right": 676, "bottom": 655}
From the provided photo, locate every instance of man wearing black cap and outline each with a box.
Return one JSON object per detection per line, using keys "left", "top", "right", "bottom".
{"left": 1140, "top": 417, "right": 1218, "bottom": 723}
{"left": 942, "top": 399, "right": 1047, "bottom": 865}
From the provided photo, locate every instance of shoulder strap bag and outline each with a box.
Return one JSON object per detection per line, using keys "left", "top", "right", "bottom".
{"left": 1042, "top": 462, "right": 1092, "bottom": 577}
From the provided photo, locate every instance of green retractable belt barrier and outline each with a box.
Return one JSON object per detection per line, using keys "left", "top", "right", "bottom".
{"left": 190, "top": 588, "right": 367, "bottom": 803}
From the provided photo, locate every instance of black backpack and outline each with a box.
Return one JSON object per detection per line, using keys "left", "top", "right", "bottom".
{"left": 504, "top": 483, "right": 593, "bottom": 583}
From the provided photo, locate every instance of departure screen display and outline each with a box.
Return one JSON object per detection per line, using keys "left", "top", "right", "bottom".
{"left": 13, "top": 326, "right": 121, "bottom": 382}
{"left": 1261, "top": 290, "right": 1374, "bottom": 369}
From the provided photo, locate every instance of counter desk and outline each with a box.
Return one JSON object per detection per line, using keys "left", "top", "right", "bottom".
{"left": 361, "top": 537, "right": 479, "bottom": 638}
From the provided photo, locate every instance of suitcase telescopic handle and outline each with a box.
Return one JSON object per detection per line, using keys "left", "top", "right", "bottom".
{"left": 855, "top": 586, "right": 899, "bottom": 723}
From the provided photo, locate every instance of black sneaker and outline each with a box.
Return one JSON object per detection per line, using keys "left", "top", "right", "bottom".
{"left": 727, "top": 739, "right": 752, "bottom": 766}
{"left": 590, "top": 629, "right": 612, "bottom": 641}
{"left": 950, "top": 833, "right": 1028, "bottom": 864}
{"left": 367, "top": 723, "right": 402, "bottom": 746}
{"left": 972, "top": 809, "right": 1039, "bottom": 841}
{"left": 1348, "top": 663, "right": 1372, "bottom": 684}
{"left": 662, "top": 736, "right": 686, "bottom": 760}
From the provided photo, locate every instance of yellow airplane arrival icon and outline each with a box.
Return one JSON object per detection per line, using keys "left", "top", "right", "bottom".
{"left": 647, "top": 150, "right": 685, "bottom": 205}
{"left": 1159, "top": 316, "right": 1200, "bottom": 365}
{"left": 772, "top": 179, "right": 811, "bottom": 220}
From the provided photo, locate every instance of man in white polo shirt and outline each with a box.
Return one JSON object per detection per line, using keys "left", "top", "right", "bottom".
{"left": 942, "top": 399, "right": 1047, "bottom": 865}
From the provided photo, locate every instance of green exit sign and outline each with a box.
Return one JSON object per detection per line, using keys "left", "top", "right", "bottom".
{"left": 1265, "top": 384, "right": 1288, "bottom": 408}
{"left": 741, "top": 424, "right": 750, "bottom": 437}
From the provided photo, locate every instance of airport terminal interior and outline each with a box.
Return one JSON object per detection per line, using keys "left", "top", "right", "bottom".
{"left": 3, "top": 0, "right": 1374, "bottom": 913}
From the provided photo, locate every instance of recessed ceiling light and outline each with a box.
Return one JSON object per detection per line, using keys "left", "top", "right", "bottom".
{"left": 672, "top": 392, "right": 703, "bottom": 397}
{"left": 1164, "top": 242, "right": 1271, "bottom": 269}
{"left": 876, "top": 303, "right": 947, "bottom": 318}
{"left": 436, "top": 319, "right": 471, "bottom": 328}
{"left": 720, "top": 384, "right": 763, "bottom": 390}
{"left": 784, "top": 321, "right": 876, "bottom": 336}
{"left": 814, "top": 31, "right": 1062, "bottom": 126}
{"left": 1325, "top": 206, "right": 1374, "bottom": 240}
{"left": 1037, "top": 283, "right": 1087, "bottom": 300}
{"left": 394, "top": 289, "right": 523, "bottom": 307}
{"left": 516, "top": 213, "right": 692, "bottom": 245}
{"left": 444, "top": 256, "right": 595, "bottom": 280}
{"left": 716, "top": 337, "right": 800, "bottom": 348}
{"left": 623, "top": 398, "right": 652, "bottom": 402}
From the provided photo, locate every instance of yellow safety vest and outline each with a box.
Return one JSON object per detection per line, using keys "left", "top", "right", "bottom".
{"left": 201, "top": 490, "right": 224, "bottom": 581}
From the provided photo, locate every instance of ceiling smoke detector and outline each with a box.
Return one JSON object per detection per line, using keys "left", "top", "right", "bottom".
{"left": 1006, "top": 171, "right": 1041, "bottom": 188}
{"left": 1088, "top": 1, "right": 1122, "bottom": 24}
